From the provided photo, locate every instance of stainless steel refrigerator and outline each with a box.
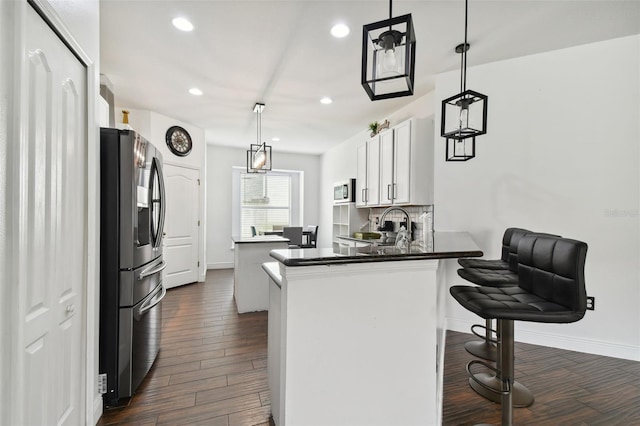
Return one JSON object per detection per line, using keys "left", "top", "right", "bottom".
{"left": 99, "top": 128, "right": 167, "bottom": 408}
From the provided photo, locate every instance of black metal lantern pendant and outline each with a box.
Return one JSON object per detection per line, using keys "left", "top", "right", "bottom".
{"left": 361, "top": 0, "right": 416, "bottom": 101}
{"left": 445, "top": 136, "right": 476, "bottom": 162}
{"left": 247, "top": 103, "right": 272, "bottom": 173}
{"left": 441, "top": 0, "right": 488, "bottom": 161}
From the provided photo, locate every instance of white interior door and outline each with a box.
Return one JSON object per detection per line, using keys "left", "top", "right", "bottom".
{"left": 13, "top": 5, "right": 86, "bottom": 425}
{"left": 163, "top": 164, "right": 200, "bottom": 289}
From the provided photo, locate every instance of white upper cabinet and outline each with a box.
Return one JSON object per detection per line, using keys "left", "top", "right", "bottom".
{"left": 379, "top": 129, "right": 395, "bottom": 204}
{"left": 360, "top": 117, "right": 433, "bottom": 207}
{"left": 356, "top": 135, "right": 380, "bottom": 207}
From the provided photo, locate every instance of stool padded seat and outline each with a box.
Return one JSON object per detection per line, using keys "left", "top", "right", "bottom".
{"left": 457, "top": 267, "right": 518, "bottom": 287}
{"left": 451, "top": 234, "right": 588, "bottom": 324}
{"left": 450, "top": 286, "right": 584, "bottom": 323}
{"left": 458, "top": 258, "right": 508, "bottom": 270}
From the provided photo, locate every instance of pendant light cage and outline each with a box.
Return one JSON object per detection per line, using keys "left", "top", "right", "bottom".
{"left": 441, "top": 89, "right": 487, "bottom": 140}
{"left": 247, "top": 103, "right": 272, "bottom": 174}
{"left": 446, "top": 137, "right": 476, "bottom": 161}
{"left": 361, "top": 1, "right": 416, "bottom": 101}
{"left": 441, "top": 0, "right": 488, "bottom": 161}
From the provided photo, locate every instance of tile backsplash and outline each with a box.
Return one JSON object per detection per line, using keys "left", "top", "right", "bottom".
{"left": 368, "top": 205, "right": 434, "bottom": 245}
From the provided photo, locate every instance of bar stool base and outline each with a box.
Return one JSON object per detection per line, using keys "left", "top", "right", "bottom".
{"left": 469, "top": 373, "right": 534, "bottom": 407}
{"left": 464, "top": 340, "right": 497, "bottom": 361}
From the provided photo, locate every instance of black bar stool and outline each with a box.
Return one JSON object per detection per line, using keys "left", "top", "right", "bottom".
{"left": 451, "top": 234, "right": 588, "bottom": 426}
{"left": 457, "top": 228, "right": 532, "bottom": 362}
{"left": 457, "top": 228, "right": 535, "bottom": 407}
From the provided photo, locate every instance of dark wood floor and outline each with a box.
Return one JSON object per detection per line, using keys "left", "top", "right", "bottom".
{"left": 99, "top": 269, "right": 640, "bottom": 426}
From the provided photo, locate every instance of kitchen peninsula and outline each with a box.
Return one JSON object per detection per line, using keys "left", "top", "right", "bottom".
{"left": 231, "top": 235, "right": 289, "bottom": 313}
{"left": 264, "top": 232, "right": 482, "bottom": 426}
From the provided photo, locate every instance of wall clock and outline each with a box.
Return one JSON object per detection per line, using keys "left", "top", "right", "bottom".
{"left": 165, "top": 126, "right": 192, "bottom": 156}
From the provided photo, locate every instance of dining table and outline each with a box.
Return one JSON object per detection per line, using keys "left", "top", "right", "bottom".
{"left": 262, "top": 229, "right": 312, "bottom": 246}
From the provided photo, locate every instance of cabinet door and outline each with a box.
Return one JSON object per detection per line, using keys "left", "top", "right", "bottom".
{"left": 392, "top": 120, "right": 412, "bottom": 204}
{"left": 366, "top": 136, "right": 380, "bottom": 206}
{"left": 379, "top": 130, "right": 394, "bottom": 204}
{"left": 356, "top": 142, "right": 368, "bottom": 207}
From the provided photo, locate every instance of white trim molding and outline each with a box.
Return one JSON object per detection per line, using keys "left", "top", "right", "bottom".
{"left": 447, "top": 317, "right": 640, "bottom": 362}
{"left": 207, "top": 262, "right": 234, "bottom": 270}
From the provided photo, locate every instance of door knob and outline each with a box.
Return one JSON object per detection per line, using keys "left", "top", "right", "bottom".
{"left": 65, "top": 304, "right": 75, "bottom": 315}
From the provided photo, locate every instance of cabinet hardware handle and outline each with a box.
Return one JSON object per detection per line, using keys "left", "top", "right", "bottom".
{"left": 65, "top": 305, "right": 75, "bottom": 315}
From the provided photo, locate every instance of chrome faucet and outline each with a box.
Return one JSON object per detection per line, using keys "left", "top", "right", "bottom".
{"left": 379, "top": 206, "right": 412, "bottom": 244}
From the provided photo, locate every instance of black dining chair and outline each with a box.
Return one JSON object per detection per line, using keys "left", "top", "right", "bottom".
{"left": 282, "top": 227, "right": 303, "bottom": 248}
{"left": 300, "top": 225, "right": 318, "bottom": 248}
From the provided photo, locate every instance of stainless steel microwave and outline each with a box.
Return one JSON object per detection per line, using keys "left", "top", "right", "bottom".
{"left": 334, "top": 179, "right": 355, "bottom": 204}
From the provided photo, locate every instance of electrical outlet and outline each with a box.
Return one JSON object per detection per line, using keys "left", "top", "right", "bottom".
{"left": 586, "top": 296, "right": 595, "bottom": 311}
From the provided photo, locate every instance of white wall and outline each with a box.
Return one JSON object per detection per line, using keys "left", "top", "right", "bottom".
{"left": 435, "top": 35, "right": 640, "bottom": 360}
{"left": 319, "top": 92, "right": 437, "bottom": 246}
{"left": 117, "top": 108, "right": 205, "bottom": 170}
{"left": 206, "top": 145, "right": 321, "bottom": 268}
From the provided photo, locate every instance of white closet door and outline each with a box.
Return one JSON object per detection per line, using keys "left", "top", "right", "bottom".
{"left": 14, "top": 5, "right": 86, "bottom": 425}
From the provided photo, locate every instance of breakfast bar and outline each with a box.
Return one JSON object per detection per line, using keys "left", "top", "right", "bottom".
{"left": 231, "top": 235, "right": 289, "bottom": 313}
{"left": 264, "top": 232, "right": 482, "bottom": 426}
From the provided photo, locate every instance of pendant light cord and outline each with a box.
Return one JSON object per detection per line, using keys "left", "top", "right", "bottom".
{"left": 256, "top": 108, "right": 262, "bottom": 145}
{"left": 461, "top": 0, "right": 469, "bottom": 93}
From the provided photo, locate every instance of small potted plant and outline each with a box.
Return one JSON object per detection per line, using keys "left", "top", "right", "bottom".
{"left": 368, "top": 122, "right": 379, "bottom": 137}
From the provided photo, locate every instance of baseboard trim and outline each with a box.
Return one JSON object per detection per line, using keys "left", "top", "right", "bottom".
{"left": 207, "top": 262, "right": 234, "bottom": 270}
{"left": 92, "top": 394, "right": 103, "bottom": 425}
{"left": 447, "top": 317, "right": 640, "bottom": 362}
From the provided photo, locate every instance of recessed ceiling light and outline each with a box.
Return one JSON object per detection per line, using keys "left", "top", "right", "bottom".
{"left": 189, "top": 87, "right": 203, "bottom": 96}
{"left": 271, "top": 137, "right": 280, "bottom": 142}
{"left": 331, "top": 23, "right": 350, "bottom": 38}
{"left": 172, "top": 17, "right": 194, "bottom": 32}
{"left": 320, "top": 97, "right": 333, "bottom": 105}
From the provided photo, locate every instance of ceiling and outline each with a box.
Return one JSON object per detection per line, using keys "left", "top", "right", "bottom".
{"left": 100, "top": 0, "right": 640, "bottom": 155}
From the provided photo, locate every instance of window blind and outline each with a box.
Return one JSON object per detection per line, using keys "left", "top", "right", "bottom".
{"left": 240, "top": 172, "right": 292, "bottom": 237}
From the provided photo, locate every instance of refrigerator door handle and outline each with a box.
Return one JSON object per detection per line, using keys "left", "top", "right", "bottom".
{"left": 138, "top": 284, "right": 166, "bottom": 316}
{"left": 156, "top": 158, "right": 166, "bottom": 248}
{"left": 138, "top": 260, "right": 167, "bottom": 280}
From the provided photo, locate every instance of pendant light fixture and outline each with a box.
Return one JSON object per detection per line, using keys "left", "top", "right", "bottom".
{"left": 361, "top": 0, "right": 416, "bottom": 101}
{"left": 246, "top": 103, "right": 272, "bottom": 173}
{"left": 441, "top": 0, "right": 488, "bottom": 161}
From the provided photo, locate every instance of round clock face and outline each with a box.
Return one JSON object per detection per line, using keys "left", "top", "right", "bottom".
{"left": 166, "top": 126, "right": 193, "bottom": 156}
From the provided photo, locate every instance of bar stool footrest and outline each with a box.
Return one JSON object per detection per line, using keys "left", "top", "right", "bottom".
{"left": 470, "top": 323, "right": 498, "bottom": 345}
{"left": 464, "top": 340, "right": 497, "bottom": 361}
{"left": 468, "top": 372, "right": 535, "bottom": 408}
{"left": 466, "top": 360, "right": 510, "bottom": 396}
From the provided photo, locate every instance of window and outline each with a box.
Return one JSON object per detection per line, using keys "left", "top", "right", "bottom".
{"left": 232, "top": 167, "right": 303, "bottom": 238}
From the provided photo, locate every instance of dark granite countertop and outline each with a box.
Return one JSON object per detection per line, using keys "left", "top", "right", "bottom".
{"left": 336, "top": 235, "right": 397, "bottom": 246}
{"left": 232, "top": 235, "right": 289, "bottom": 244}
{"left": 270, "top": 232, "right": 483, "bottom": 266}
